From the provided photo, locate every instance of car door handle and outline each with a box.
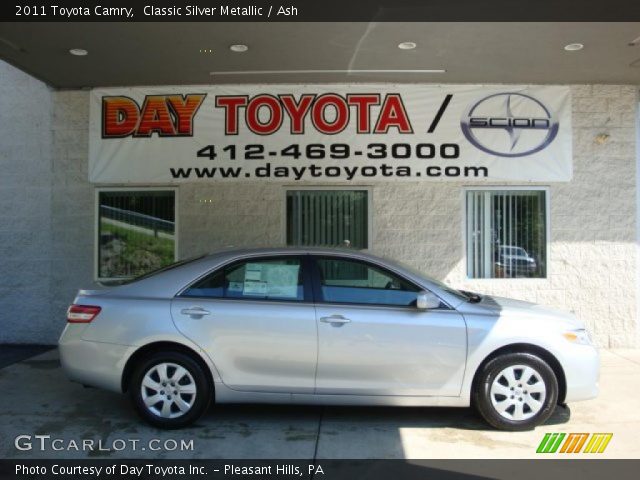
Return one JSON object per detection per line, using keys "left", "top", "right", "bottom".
{"left": 320, "top": 315, "right": 351, "bottom": 326}
{"left": 181, "top": 307, "right": 211, "bottom": 317}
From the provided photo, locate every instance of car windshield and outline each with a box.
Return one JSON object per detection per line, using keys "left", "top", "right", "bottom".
{"left": 388, "top": 258, "right": 471, "bottom": 303}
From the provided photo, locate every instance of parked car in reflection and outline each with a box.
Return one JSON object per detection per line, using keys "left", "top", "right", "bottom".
{"left": 495, "top": 245, "right": 538, "bottom": 277}
{"left": 59, "top": 247, "right": 598, "bottom": 431}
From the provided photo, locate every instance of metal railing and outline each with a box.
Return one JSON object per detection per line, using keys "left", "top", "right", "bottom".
{"left": 100, "top": 205, "right": 175, "bottom": 235}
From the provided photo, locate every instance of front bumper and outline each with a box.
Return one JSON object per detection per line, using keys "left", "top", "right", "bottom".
{"left": 58, "top": 324, "right": 132, "bottom": 393}
{"left": 561, "top": 343, "right": 600, "bottom": 403}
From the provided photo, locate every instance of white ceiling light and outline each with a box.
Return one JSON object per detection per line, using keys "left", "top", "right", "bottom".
{"left": 69, "top": 48, "right": 88, "bottom": 56}
{"left": 564, "top": 43, "right": 584, "bottom": 51}
{"left": 229, "top": 44, "right": 249, "bottom": 53}
{"left": 398, "top": 42, "right": 417, "bottom": 50}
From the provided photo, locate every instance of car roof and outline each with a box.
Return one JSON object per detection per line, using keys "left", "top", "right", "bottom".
{"left": 199, "top": 246, "right": 386, "bottom": 261}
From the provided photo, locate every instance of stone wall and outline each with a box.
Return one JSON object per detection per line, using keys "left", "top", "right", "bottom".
{"left": 49, "top": 91, "right": 94, "bottom": 333}
{"left": 0, "top": 64, "right": 638, "bottom": 347}
{"left": 0, "top": 61, "right": 53, "bottom": 343}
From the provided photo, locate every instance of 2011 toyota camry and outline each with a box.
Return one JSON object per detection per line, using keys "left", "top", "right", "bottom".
{"left": 59, "top": 247, "right": 599, "bottom": 430}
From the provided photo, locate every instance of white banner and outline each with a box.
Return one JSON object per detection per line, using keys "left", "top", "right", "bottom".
{"left": 89, "top": 84, "right": 572, "bottom": 183}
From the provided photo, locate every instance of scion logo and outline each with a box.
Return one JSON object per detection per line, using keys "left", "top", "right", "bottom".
{"left": 461, "top": 92, "right": 559, "bottom": 157}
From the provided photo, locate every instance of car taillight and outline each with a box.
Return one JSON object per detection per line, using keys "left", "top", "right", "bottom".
{"left": 67, "top": 305, "right": 101, "bottom": 323}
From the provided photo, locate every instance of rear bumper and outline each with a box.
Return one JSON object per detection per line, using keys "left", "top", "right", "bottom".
{"left": 561, "top": 344, "right": 600, "bottom": 403}
{"left": 58, "top": 324, "right": 132, "bottom": 393}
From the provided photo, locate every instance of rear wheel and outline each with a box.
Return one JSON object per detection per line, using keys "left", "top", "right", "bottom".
{"left": 130, "top": 351, "right": 212, "bottom": 429}
{"left": 473, "top": 352, "right": 558, "bottom": 431}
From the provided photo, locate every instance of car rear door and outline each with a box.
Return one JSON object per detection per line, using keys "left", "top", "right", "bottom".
{"left": 171, "top": 254, "right": 317, "bottom": 393}
{"left": 311, "top": 255, "right": 467, "bottom": 396}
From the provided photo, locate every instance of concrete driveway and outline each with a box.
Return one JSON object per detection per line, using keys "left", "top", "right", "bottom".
{"left": 0, "top": 348, "right": 638, "bottom": 459}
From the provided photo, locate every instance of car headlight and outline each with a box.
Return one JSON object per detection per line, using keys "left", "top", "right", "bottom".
{"left": 563, "top": 328, "right": 593, "bottom": 345}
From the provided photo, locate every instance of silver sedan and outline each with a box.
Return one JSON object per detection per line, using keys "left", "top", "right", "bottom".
{"left": 59, "top": 247, "right": 599, "bottom": 430}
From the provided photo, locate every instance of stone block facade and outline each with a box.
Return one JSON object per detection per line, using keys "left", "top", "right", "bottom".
{"left": 0, "top": 59, "right": 638, "bottom": 346}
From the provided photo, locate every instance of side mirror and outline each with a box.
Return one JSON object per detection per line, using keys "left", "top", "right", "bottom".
{"left": 416, "top": 291, "right": 441, "bottom": 310}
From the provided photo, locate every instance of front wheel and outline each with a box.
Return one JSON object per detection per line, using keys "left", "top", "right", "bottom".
{"left": 473, "top": 352, "right": 558, "bottom": 431}
{"left": 130, "top": 351, "right": 212, "bottom": 429}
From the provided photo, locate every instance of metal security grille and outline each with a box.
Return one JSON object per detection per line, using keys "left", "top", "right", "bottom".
{"left": 286, "top": 190, "right": 368, "bottom": 249}
{"left": 98, "top": 190, "right": 176, "bottom": 279}
{"left": 466, "top": 190, "right": 546, "bottom": 279}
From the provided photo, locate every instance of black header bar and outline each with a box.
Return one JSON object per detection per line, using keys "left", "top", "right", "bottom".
{"left": 2, "top": 0, "right": 640, "bottom": 22}
{"left": 2, "top": 459, "right": 640, "bottom": 480}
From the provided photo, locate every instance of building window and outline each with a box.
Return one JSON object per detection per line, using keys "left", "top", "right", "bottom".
{"left": 97, "top": 190, "right": 176, "bottom": 279}
{"left": 466, "top": 190, "right": 547, "bottom": 279}
{"left": 286, "top": 190, "right": 369, "bottom": 249}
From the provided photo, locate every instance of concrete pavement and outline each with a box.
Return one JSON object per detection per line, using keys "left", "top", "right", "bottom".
{"left": 0, "top": 348, "right": 638, "bottom": 459}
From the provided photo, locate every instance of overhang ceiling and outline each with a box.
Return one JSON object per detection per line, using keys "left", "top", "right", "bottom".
{"left": 0, "top": 22, "right": 639, "bottom": 88}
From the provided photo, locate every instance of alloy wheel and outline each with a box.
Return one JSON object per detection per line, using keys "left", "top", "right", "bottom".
{"left": 489, "top": 364, "right": 547, "bottom": 421}
{"left": 140, "top": 362, "right": 197, "bottom": 419}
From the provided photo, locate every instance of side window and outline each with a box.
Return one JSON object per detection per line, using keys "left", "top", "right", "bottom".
{"left": 316, "top": 257, "right": 419, "bottom": 307}
{"left": 182, "top": 269, "right": 224, "bottom": 298}
{"left": 183, "top": 257, "right": 304, "bottom": 301}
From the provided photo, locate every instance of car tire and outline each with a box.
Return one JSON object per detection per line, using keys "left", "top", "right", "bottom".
{"left": 130, "top": 351, "right": 212, "bottom": 429}
{"left": 473, "top": 352, "right": 558, "bottom": 431}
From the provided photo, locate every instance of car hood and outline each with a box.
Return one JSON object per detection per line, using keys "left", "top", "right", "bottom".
{"left": 473, "top": 295, "right": 584, "bottom": 329}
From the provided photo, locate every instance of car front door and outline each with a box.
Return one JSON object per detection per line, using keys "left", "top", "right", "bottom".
{"left": 171, "top": 255, "right": 317, "bottom": 393}
{"left": 312, "top": 255, "right": 467, "bottom": 396}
